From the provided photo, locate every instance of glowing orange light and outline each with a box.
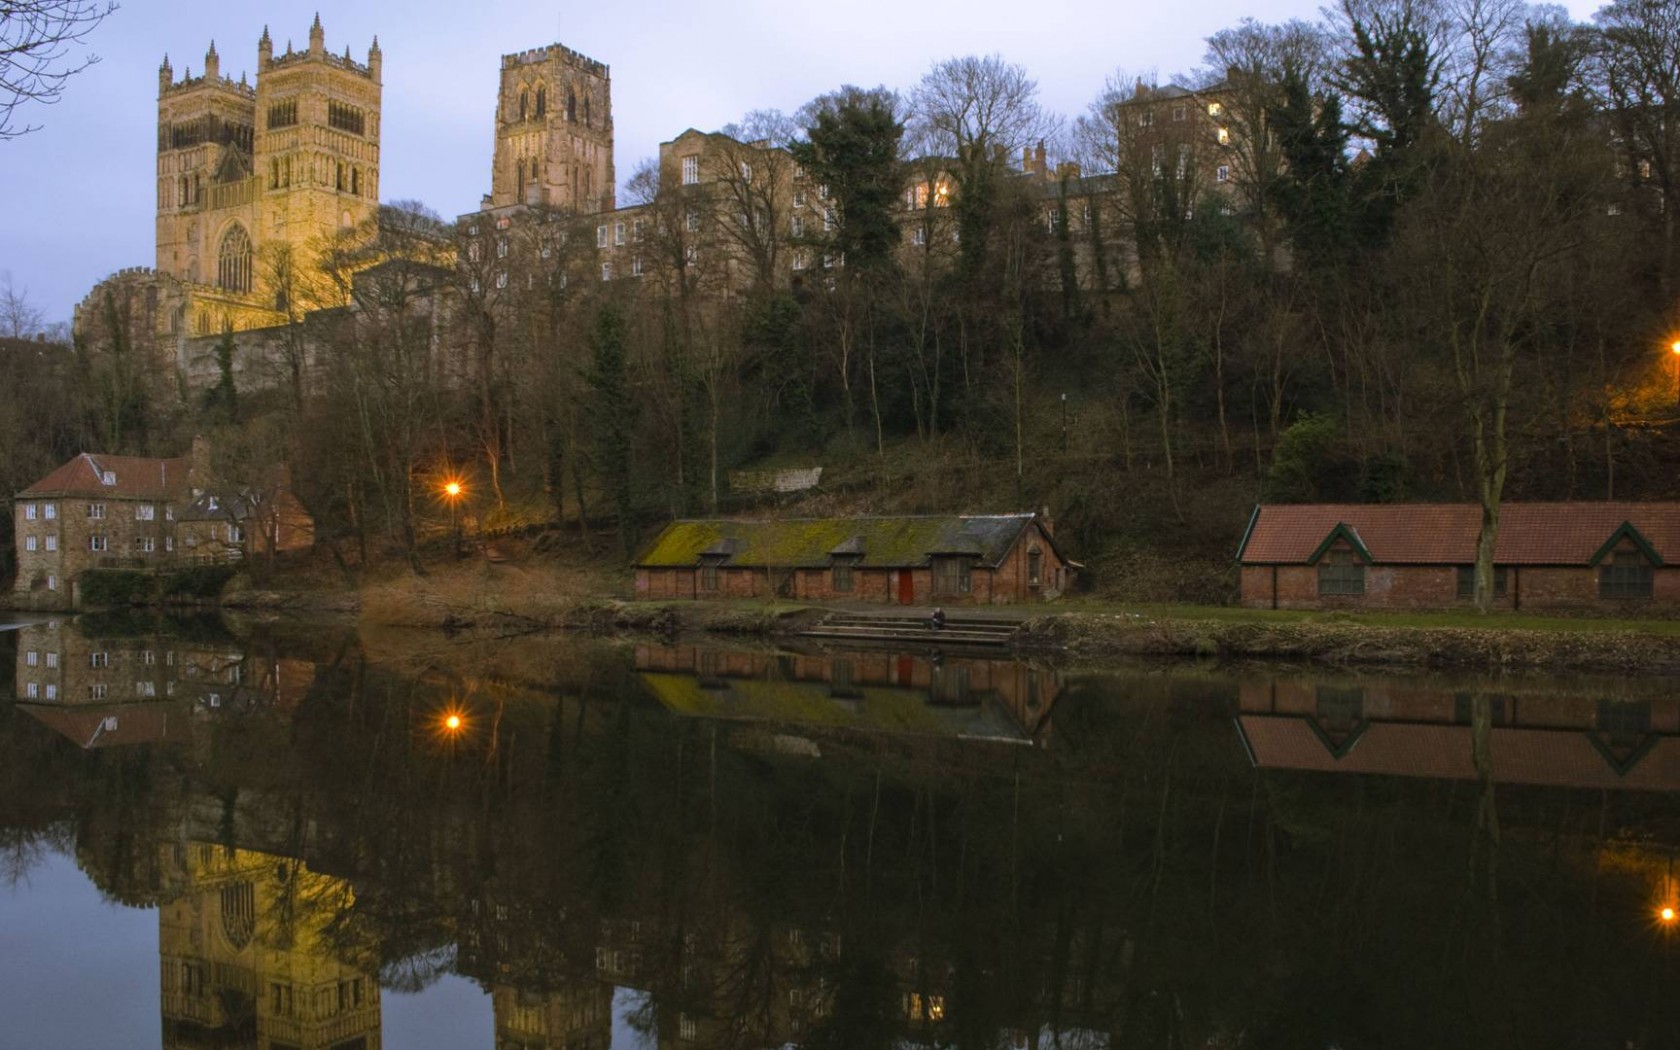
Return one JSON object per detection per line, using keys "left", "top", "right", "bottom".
{"left": 1671, "top": 341, "right": 1680, "bottom": 356}
{"left": 444, "top": 713, "right": 463, "bottom": 732}
{"left": 444, "top": 481, "right": 462, "bottom": 498}
{"left": 1662, "top": 906, "right": 1676, "bottom": 924}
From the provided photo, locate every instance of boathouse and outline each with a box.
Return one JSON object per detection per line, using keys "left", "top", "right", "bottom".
{"left": 1238, "top": 502, "right": 1680, "bottom": 611}
{"left": 634, "top": 513, "right": 1069, "bottom": 603}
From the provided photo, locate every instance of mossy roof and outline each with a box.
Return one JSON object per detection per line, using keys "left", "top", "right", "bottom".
{"left": 636, "top": 514, "right": 1041, "bottom": 569}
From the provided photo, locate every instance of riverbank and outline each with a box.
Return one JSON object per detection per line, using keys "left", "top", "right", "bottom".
{"left": 216, "top": 558, "right": 1680, "bottom": 675}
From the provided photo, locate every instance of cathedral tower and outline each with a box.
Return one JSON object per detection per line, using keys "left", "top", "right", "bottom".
{"left": 489, "top": 44, "right": 614, "bottom": 213}
{"left": 154, "top": 17, "right": 381, "bottom": 333}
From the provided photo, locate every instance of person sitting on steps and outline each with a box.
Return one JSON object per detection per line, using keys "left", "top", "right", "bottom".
{"left": 930, "top": 607, "right": 946, "bottom": 632}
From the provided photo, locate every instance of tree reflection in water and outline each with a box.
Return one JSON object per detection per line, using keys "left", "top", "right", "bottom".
{"left": 2, "top": 622, "right": 1680, "bottom": 1047}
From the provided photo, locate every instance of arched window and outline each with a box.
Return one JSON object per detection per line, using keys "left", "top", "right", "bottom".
{"left": 516, "top": 158, "right": 525, "bottom": 200}
{"left": 535, "top": 84, "right": 546, "bottom": 117}
{"left": 566, "top": 88, "right": 577, "bottom": 123}
{"left": 519, "top": 88, "right": 528, "bottom": 122}
{"left": 216, "top": 223, "right": 252, "bottom": 293}
{"left": 583, "top": 95, "right": 591, "bottom": 128}
{"left": 178, "top": 176, "right": 188, "bottom": 207}
{"left": 351, "top": 167, "right": 361, "bottom": 196}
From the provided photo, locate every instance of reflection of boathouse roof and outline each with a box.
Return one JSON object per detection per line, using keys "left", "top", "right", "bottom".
{"left": 1237, "top": 715, "right": 1680, "bottom": 791}
{"left": 642, "top": 673, "right": 1032, "bottom": 743}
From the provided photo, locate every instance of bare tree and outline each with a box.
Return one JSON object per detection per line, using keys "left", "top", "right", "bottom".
{"left": 0, "top": 271, "right": 46, "bottom": 337}
{"left": 0, "top": 0, "right": 116, "bottom": 139}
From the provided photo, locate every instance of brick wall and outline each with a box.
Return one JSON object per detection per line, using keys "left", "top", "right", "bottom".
{"left": 1235, "top": 560, "right": 1680, "bottom": 613}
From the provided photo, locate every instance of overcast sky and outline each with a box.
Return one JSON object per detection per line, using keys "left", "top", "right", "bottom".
{"left": 0, "top": 0, "right": 1603, "bottom": 324}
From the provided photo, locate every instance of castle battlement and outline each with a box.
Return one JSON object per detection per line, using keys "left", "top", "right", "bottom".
{"left": 161, "top": 72, "right": 257, "bottom": 100}
{"left": 267, "top": 48, "right": 374, "bottom": 78}
{"left": 501, "top": 43, "right": 608, "bottom": 77}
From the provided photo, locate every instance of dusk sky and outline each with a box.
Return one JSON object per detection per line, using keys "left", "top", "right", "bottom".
{"left": 2, "top": 0, "right": 1603, "bottom": 325}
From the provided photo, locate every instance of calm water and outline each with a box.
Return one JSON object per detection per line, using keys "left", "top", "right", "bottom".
{"left": 4, "top": 616, "right": 1680, "bottom": 1048}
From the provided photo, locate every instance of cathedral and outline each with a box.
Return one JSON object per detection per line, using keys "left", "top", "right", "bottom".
{"left": 73, "top": 19, "right": 622, "bottom": 383}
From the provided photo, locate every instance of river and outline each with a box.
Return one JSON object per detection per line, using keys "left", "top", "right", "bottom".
{"left": 2, "top": 615, "right": 1677, "bottom": 1047}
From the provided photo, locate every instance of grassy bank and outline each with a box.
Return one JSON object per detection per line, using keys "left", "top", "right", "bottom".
{"left": 229, "top": 541, "right": 1680, "bottom": 675}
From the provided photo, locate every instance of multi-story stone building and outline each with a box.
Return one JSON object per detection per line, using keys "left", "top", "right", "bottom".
{"left": 12, "top": 451, "right": 197, "bottom": 605}
{"left": 10, "top": 443, "right": 312, "bottom": 609}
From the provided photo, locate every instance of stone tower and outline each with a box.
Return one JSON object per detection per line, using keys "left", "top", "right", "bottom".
{"left": 154, "top": 17, "right": 381, "bottom": 333}
{"left": 489, "top": 44, "right": 614, "bottom": 213}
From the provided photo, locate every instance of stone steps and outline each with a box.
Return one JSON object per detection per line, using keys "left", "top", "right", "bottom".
{"left": 799, "top": 612, "right": 1018, "bottom": 647}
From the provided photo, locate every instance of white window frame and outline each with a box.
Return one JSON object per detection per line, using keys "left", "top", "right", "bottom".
{"left": 90, "top": 651, "right": 108, "bottom": 669}
{"left": 681, "top": 155, "right": 699, "bottom": 185}
{"left": 25, "top": 650, "right": 38, "bottom": 667}
{"left": 44, "top": 535, "right": 56, "bottom": 552}
{"left": 26, "top": 683, "right": 38, "bottom": 699}
{"left": 89, "top": 535, "right": 108, "bottom": 552}
{"left": 614, "top": 221, "right": 626, "bottom": 246}
{"left": 25, "top": 536, "right": 37, "bottom": 552}
{"left": 1216, "top": 164, "right": 1231, "bottom": 183}
{"left": 596, "top": 224, "right": 608, "bottom": 248}
{"left": 24, "top": 503, "right": 36, "bottom": 520}
{"left": 135, "top": 504, "right": 155, "bottom": 521}
{"left": 88, "top": 503, "right": 106, "bottom": 520}
{"left": 44, "top": 684, "right": 56, "bottom": 700}
{"left": 43, "top": 503, "right": 55, "bottom": 520}
{"left": 45, "top": 652, "right": 58, "bottom": 669}
{"left": 791, "top": 215, "right": 804, "bottom": 238}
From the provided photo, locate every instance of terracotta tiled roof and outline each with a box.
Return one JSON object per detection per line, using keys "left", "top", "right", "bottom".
{"left": 1237, "top": 715, "right": 1680, "bottom": 792}
{"left": 21, "top": 703, "right": 182, "bottom": 750}
{"left": 18, "top": 452, "right": 193, "bottom": 501}
{"left": 1238, "top": 502, "right": 1680, "bottom": 566}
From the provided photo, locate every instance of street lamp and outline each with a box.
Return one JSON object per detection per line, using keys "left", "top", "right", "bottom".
{"left": 442, "top": 478, "right": 465, "bottom": 558}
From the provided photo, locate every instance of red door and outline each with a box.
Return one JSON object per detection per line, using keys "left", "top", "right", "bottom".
{"left": 898, "top": 569, "right": 915, "bottom": 605}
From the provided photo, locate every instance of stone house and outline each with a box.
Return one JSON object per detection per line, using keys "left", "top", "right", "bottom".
{"left": 12, "top": 446, "right": 313, "bottom": 609}
{"left": 635, "top": 512, "right": 1070, "bottom": 604}
{"left": 12, "top": 452, "right": 198, "bottom": 606}
{"left": 1238, "top": 502, "right": 1680, "bottom": 611}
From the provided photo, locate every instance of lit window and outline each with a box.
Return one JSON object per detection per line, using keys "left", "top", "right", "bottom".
{"left": 1217, "top": 127, "right": 1231, "bottom": 145}
{"left": 1208, "top": 101, "right": 1222, "bottom": 117}
{"left": 681, "top": 155, "right": 699, "bottom": 185}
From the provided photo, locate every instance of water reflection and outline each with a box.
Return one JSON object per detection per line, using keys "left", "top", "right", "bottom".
{"left": 1237, "top": 674, "right": 1680, "bottom": 789}
{"left": 3, "top": 621, "right": 1680, "bottom": 1047}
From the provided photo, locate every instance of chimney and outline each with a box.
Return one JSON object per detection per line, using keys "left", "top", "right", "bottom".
{"left": 189, "top": 435, "right": 214, "bottom": 491}
{"left": 1035, "top": 141, "right": 1047, "bottom": 173}
{"left": 1038, "top": 506, "right": 1055, "bottom": 536}
{"left": 1134, "top": 77, "right": 1147, "bottom": 98}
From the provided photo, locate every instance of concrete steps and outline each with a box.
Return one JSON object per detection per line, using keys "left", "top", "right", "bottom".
{"left": 799, "top": 612, "right": 1019, "bottom": 647}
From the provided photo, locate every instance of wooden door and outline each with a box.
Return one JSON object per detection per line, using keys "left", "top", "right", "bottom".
{"left": 898, "top": 569, "right": 914, "bottom": 605}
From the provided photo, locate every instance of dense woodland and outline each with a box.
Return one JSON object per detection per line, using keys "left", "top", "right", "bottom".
{"left": 6, "top": 0, "right": 1680, "bottom": 600}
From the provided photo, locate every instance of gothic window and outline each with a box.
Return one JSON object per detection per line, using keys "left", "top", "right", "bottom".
{"left": 516, "top": 159, "right": 525, "bottom": 200}
{"left": 567, "top": 88, "right": 577, "bottom": 123}
{"left": 217, "top": 224, "right": 252, "bottom": 293}
{"left": 519, "top": 89, "right": 529, "bottom": 122}
{"left": 584, "top": 96, "right": 592, "bottom": 128}
{"left": 351, "top": 167, "right": 361, "bottom": 196}
{"left": 178, "top": 175, "right": 188, "bottom": 207}
{"left": 535, "top": 84, "right": 546, "bottom": 117}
